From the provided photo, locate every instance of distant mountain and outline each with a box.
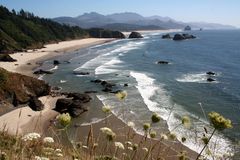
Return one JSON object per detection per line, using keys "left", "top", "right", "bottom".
{"left": 101, "top": 23, "right": 164, "bottom": 31}
{"left": 106, "top": 12, "right": 145, "bottom": 23}
{"left": 146, "top": 15, "right": 173, "bottom": 22}
{"left": 53, "top": 12, "right": 237, "bottom": 31}
{"left": 188, "top": 22, "right": 236, "bottom": 30}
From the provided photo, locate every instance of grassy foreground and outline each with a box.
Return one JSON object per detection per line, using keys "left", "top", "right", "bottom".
{"left": 0, "top": 91, "right": 234, "bottom": 160}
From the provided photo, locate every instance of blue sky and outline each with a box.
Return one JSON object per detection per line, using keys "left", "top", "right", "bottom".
{"left": 1, "top": 0, "right": 240, "bottom": 27}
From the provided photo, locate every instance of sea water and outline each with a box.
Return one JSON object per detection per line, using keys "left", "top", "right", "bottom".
{"left": 42, "top": 30, "right": 240, "bottom": 159}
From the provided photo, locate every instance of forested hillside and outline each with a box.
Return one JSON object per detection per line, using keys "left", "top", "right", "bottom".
{"left": 0, "top": 6, "right": 124, "bottom": 53}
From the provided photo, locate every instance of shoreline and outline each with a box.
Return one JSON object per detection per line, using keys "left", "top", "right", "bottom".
{"left": 0, "top": 38, "right": 115, "bottom": 135}
{"left": 0, "top": 38, "right": 114, "bottom": 77}
{"left": 0, "top": 32, "right": 198, "bottom": 159}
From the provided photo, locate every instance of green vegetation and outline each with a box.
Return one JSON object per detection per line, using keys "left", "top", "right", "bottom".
{"left": 0, "top": 5, "right": 89, "bottom": 53}
{"left": 0, "top": 6, "right": 125, "bottom": 54}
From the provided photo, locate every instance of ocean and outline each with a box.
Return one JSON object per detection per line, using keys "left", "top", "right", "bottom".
{"left": 41, "top": 30, "right": 240, "bottom": 159}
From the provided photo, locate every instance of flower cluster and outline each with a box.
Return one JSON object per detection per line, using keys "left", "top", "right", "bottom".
{"left": 35, "top": 156, "right": 49, "bottom": 160}
{"left": 102, "top": 105, "right": 111, "bottom": 113}
{"left": 160, "top": 133, "right": 168, "bottom": 140}
{"left": 114, "top": 142, "right": 125, "bottom": 150}
{"left": 43, "top": 137, "right": 54, "bottom": 143}
{"left": 22, "top": 132, "right": 41, "bottom": 141}
{"left": 116, "top": 91, "right": 127, "bottom": 101}
{"left": 150, "top": 130, "right": 157, "bottom": 138}
{"left": 208, "top": 112, "right": 232, "bottom": 131}
{"left": 151, "top": 112, "right": 161, "bottom": 123}
{"left": 100, "top": 127, "right": 116, "bottom": 141}
{"left": 182, "top": 116, "right": 191, "bottom": 128}
{"left": 168, "top": 133, "right": 176, "bottom": 140}
{"left": 127, "top": 121, "right": 135, "bottom": 128}
{"left": 143, "top": 123, "right": 151, "bottom": 131}
{"left": 0, "top": 151, "right": 7, "bottom": 160}
{"left": 56, "top": 113, "right": 71, "bottom": 128}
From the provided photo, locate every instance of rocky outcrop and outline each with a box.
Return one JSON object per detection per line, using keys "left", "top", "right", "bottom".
{"left": 28, "top": 97, "right": 44, "bottom": 111}
{"left": 0, "top": 68, "right": 51, "bottom": 107}
{"left": 90, "top": 79, "right": 102, "bottom": 83}
{"left": 54, "top": 92, "right": 91, "bottom": 117}
{"left": 173, "top": 34, "right": 185, "bottom": 40}
{"left": 53, "top": 60, "right": 60, "bottom": 65}
{"left": 33, "top": 69, "right": 54, "bottom": 75}
{"left": 66, "top": 92, "right": 92, "bottom": 103}
{"left": 182, "top": 34, "right": 196, "bottom": 39}
{"left": 173, "top": 33, "right": 196, "bottom": 41}
{"left": 184, "top": 26, "right": 191, "bottom": 31}
{"left": 162, "top": 34, "right": 171, "bottom": 39}
{"left": 128, "top": 32, "right": 143, "bottom": 38}
{"left": 207, "top": 78, "right": 216, "bottom": 82}
{"left": 206, "top": 71, "right": 216, "bottom": 76}
{"left": 0, "top": 54, "right": 17, "bottom": 62}
{"left": 73, "top": 71, "right": 90, "bottom": 76}
{"left": 88, "top": 28, "right": 125, "bottom": 38}
{"left": 157, "top": 61, "right": 169, "bottom": 64}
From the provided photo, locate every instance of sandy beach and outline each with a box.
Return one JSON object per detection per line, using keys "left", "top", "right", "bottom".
{"left": 0, "top": 96, "right": 61, "bottom": 135}
{"left": 0, "top": 38, "right": 113, "bottom": 77}
{"left": 0, "top": 38, "right": 113, "bottom": 135}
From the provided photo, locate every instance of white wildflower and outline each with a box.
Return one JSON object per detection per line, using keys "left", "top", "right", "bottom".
{"left": 142, "top": 147, "right": 148, "bottom": 152}
{"left": 100, "top": 127, "right": 116, "bottom": 141}
{"left": 43, "top": 137, "right": 54, "bottom": 143}
{"left": 100, "top": 127, "right": 113, "bottom": 134}
{"left": 160, "top": 133, "right": 168, "bottom": 140}
{"left": 56, "top": 153, "right": 63, "bottom": 157}
{"left": 35, "top": 156, "right": 49, "bottom": 160}
{"left": 125, "top": 141, "right": 132, "bottom": 146}
{"left": 128, "top": 147, "right": 133, "bottom": 151}
{"left": 43, "top": 147, "right": 55, "bottom": 152}
{"left": 115, "top": 142, "right": 125, "bottom": 150}
{"left": 22, "top": 132, "right": 41, "bottom": 141}
{"left": 127, "top": 121, "right": 135, "bottom": 128}
{"left": 55, "top": 148, "right": 62, "bottom": 153}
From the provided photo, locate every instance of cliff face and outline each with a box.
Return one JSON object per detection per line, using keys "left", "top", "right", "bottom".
{"left": 0, "top": 68, "right": 50, "bottom": 107}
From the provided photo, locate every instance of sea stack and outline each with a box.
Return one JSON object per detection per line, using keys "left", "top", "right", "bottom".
{"left": 128, "top": 32, "right": 143, "bottom": 38}
{"left": 184, "top": 25, "right": 191, "bottom": 31}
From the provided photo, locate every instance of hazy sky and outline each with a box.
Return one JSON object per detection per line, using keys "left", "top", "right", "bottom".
{"left": 1, "top": 0, "right": 240, "bottom": 27}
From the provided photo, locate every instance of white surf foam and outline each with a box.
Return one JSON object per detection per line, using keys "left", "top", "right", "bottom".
{"left": 95, "top": 58, "right": 123, "bottom": 75}
{"left": 130, "top": 71, "right": 233, "bottom": 159}
{"left": 176, "top": 72, "right": 219, "bottom": 83}
{"left": 49, "top": 65, "right": 58, "bottom": 71}
{"left": 74, "top": 40, "right": 145, "bottom": 75}
{"left": 80, "top": 115, "right": 111, "bottom": 126}
{"left": 60, "top": 80, "right": 67, "bottom": 83}
{"left": 38, "top": 75, "right": 45, "bottom": 80}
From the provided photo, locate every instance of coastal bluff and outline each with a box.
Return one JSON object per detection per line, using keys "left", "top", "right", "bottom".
{"left": 0, "top": 68, "right": 50, "bottom": 110}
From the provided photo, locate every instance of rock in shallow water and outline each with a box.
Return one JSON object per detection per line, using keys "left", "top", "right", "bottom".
{"left": 33, "top": 69, "right": 53, "bottom": 75}
{"left": 157, "top": 61, "right": 169, "bottom": 64}
{"left": 173, "top": 33, "right": 196, "bottom": 41}
{"left": 206, "top": 71, "right": 216, "bottom": 76}
{"left": 207, "top": 78, "right": 216, "bottom": 82}
{"left": 128, "top": 32, "right": 143, "bottom": 38}
{"left": 162, "top": 34, "right": 171, "bottom": 39}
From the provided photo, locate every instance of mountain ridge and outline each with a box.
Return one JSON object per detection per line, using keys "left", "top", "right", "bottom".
{"left": 53, "top": 12, "right": 237, "bottom": 31}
